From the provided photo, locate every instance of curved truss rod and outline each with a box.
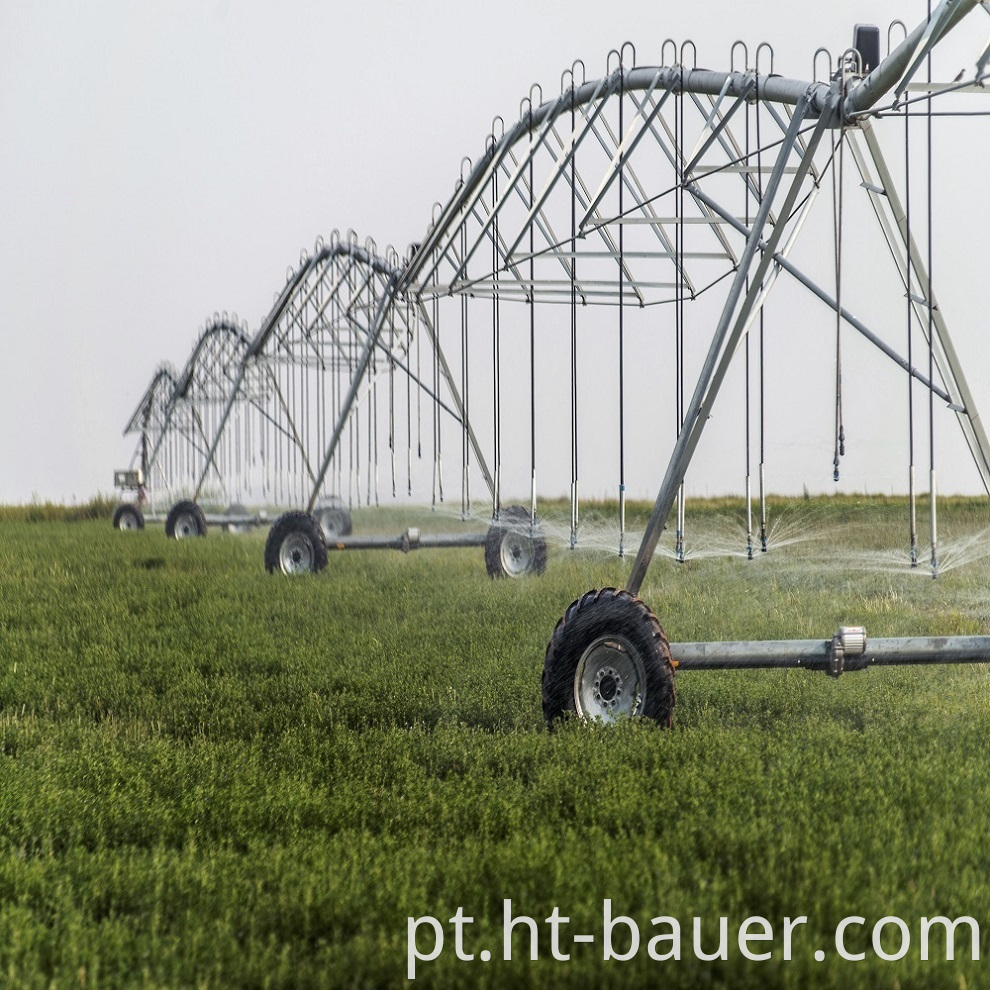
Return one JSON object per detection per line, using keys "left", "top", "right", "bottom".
{"left": 277, "top": 260, "right": 341, "bottom": 352}
{"left": 144, "top": 324, "right": 249, "bottom": 494}
{"left": 627, "top": 91, "right": 829, "bottom": 596}
{"left": 421, "top": 86, "right": 580, "bottom": 293}
{"left": 503, "top": 68, "right": 675, "bottom": 267}
{"left": 247, "top": 254, "right": 320, "bottom": 358}
{"left": 456, "top": 76, "right": 617, "bottom": 284}
{"left": 277, "top": 262, "right": 373, "bottom": 356}
{"left": 401, "top": 67, "right": 837, "bottom": 298}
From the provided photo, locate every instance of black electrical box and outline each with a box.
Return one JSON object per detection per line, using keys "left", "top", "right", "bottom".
{"left": 853, "top": 24, "right": 881, "bottom": 73}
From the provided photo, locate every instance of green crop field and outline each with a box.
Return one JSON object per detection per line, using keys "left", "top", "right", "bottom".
{"left": 1, "top": 496, "right": 989, "bottom": 989}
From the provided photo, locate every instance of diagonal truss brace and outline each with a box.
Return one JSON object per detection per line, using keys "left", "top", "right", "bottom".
{"left": 304, "top": 292, "right": 495, "bottom": 513}
{"left": 849, "top": 119, "right": 990, "bottom": 494}
{"left": 626, "top": 90, "right": 831, "bottom": 596}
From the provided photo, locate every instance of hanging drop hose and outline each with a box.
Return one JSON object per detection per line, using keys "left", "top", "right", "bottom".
{"left": 744, "top": 95, "right": 753, "bottom": 561}
{"left": 756, "top": 78, "right": 768, "bottom": 553}
{"left": 618, "top": 66, "right": 627, "bottom": 558}
{"left": 492, "top": 161, "right": 502, "bottom": 520}
{"left": 904, "top": 98, "right": 918, "bottom": 567}
{"left": 926, "top": 20, "right": 938, "bottom": 580}
{"left": 675, "top": 73, "right": 686, "bottom": 564}
{"left": 528, "top": 106, "right": 538, "bottom": 528}
{"left": 569, "top": 87, "right": 579, "bottom": 549}
{"left": 832, "top": 125, "right": 846, "bottom": 483}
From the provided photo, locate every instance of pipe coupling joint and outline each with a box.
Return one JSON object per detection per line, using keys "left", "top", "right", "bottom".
{"left": 829, "top": 625, "right": 867, "bottom": 677}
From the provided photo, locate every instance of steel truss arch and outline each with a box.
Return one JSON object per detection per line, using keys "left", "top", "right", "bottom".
{"left": 187, "top": 232, "right": 489, "bottom": 513}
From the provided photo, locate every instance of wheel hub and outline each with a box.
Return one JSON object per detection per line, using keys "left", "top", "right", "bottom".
{"left": 175, "top": 513, "right": 198, "bottom": 538}
{"left": 595, "top": 669, "right": 620, "bottom": 703}
{"left": 279, "top": 532, "right": 314, "bottom": 574}
{"left": 501, "top": 531, "right": 533, "bottom": 576}
{"left": 574, "top": 635, "right": 645, "bottom": 722}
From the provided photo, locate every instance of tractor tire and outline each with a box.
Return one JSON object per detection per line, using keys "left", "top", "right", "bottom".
{"left": 113, "top": 503, "right": 145, "bottom": 531}
{"left": 484, "top": 505, "right": 547, "bottom": 578}
{"left": 315, "top": 497, "right": 353, "bottom": 539}
{"left": 264, "top": 511, "right": 328, "bottom": 575}
{"left": 542, "top": 588, "right": 675, "bottom": 728}
{"left": 165, "top": 500, "right": 208, "bottom": 539}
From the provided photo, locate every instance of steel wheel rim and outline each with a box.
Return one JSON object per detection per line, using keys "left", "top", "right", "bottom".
{"left": 119, "top": 512, "right": 138, "bottom": 531}
{"left": 573, "top": 634, "right": 646, "bottom": 722}
{"left": 318, "top": 510, "right": 339, "bottom": 539}
{"left": 279, "top": 531, "right": 315, "bottom": 574}
{"left": 500, "top": 530, "right": 533, "bottom": 577}
{"left": 174, "top": 512, "right": 199, "bottom": 538}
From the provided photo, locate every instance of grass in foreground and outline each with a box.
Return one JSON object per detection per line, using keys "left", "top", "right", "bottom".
{"left": 0, "top": 496, "right": 989, "bottom": 988}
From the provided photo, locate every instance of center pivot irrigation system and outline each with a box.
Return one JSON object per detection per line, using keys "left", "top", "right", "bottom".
{"left": 118, "top": 1, "right": 990, "bottom": 723}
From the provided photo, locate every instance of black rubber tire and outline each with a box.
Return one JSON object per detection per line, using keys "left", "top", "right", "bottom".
{"left": 164, "top": 499, "right": 208, "bottom": 539}
{"left": 315, "top": 501, "right": 353, "bottom": 539}
{"left": 264, "top": 511, "right": 328, "bottom": 575}
{"left": 484, "top": 505, "right": 548, "bottom": 578}
{"left": 113, "top": 503, "right": 145, "bottom": 531}
{"left": 542, "top": 588, "right": 675, "bottom": 728}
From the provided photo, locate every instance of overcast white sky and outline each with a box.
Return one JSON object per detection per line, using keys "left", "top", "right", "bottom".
{"left": 1, "top": 0, "right": 988, "bottom": 505}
